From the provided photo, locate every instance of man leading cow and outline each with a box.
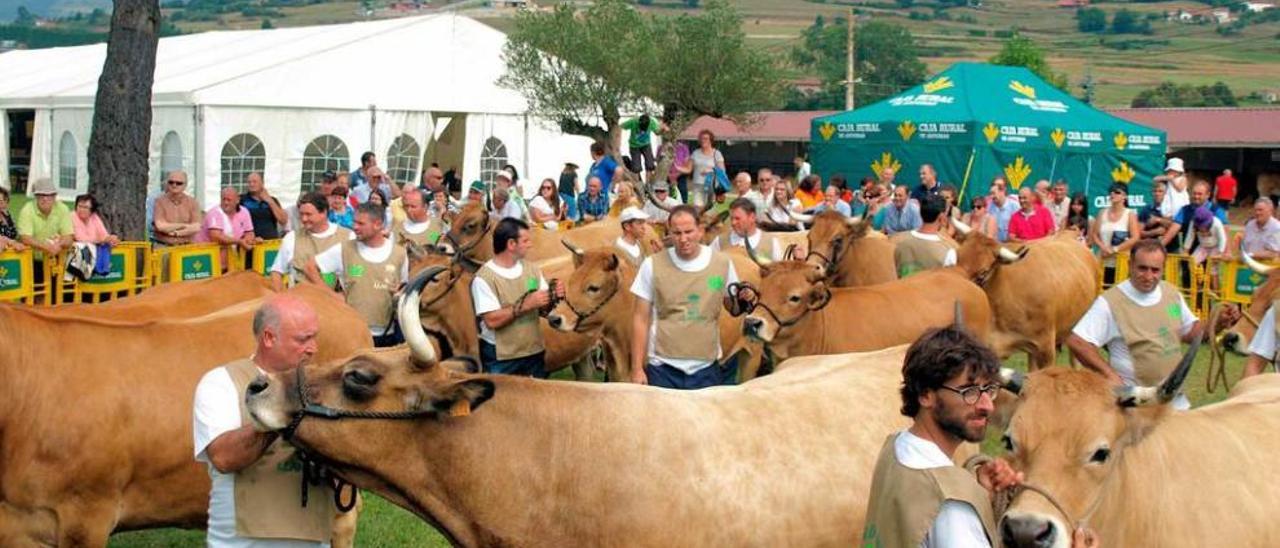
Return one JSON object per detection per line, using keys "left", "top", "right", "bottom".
{"left": 471, "top": 217, "right": 565, "bottom": 377}
{"left": 711, "top": 197, "right": 783, "bottom": 262}
{"left": 894, "top": 194, "right": 956, "bottom": 278}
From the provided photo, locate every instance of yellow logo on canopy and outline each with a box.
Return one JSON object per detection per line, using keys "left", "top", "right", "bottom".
{"left": 1004, "top": 157, "right": 1032, "bottom": 190}
{"left": 818, "top": 122, "right": 836, "bottom": 141}
{"left": 1114, "top": 132, "right": 1128, "bottom": 150}
{"left": 983, "top": 122, "right": 999, "bottom": 144}
{"left": 1051, "top": 128, "right": 1066, "bottom": 148}
{"left": 1010, "top": 81, "right": 1037, "bottom": 99}
{"left": 923, "top": 76, "right": 954, "bottom": 94}
{"left": 898, "top": 121, "right": 916, "bottom": 141}
{"left": 1111, "top": 162, "right": 1136, "bottom": 184}
{"left": 871, "top": 152, "right": 902, "bottom": 177}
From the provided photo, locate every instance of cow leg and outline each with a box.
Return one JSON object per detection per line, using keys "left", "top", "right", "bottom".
{"left": 0, "top": 502, "right": 59, "bottom": 547}
{"left": 54, "top": 501, "right": 117, "bottom": 548}
{"left": 330, "top": 492, "right": 363, "bottom": 548}
{"left": 1029, "top": 333, "right": 1058, "bottom": 371}
{"left": 571, "top": 354, "right": 596, "bottom": 382}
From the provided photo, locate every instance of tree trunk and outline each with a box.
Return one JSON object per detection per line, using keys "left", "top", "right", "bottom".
{"left": 87, "top": 0, "right": 161, "bottom": 240}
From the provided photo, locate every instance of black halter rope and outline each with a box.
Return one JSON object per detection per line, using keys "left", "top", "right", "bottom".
{"left": 443, "top": 214, "right": 493, "bottom": 272}
{"left": 805, "top": 233, "right": 845, "bottom": 275}
{"left": 557, "top": 280, "right": 620, "bottom": 332}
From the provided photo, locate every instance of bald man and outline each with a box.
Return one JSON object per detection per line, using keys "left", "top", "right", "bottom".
{"left": 193, "top": 295, "right": 337, "bottom": 546}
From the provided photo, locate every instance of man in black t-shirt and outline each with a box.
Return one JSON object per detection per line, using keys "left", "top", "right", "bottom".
{"left": 239, "top": 172, "right": 286, "bottom": 240}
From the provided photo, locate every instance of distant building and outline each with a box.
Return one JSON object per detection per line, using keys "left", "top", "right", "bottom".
{"left": 1211, "top": 9, "right": 1232, "bottom": 23}
{"left": 1245, "top": 2, "right": 1275, "bottom": 13}
{"left": 1057, "top": 0, "right": 1088, "bottom": 8}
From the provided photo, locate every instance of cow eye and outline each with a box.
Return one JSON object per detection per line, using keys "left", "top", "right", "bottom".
{"left": 1089, "top": 447, "right": 1111, "bottom": 464}
{"left": 342, "top": 369, "right": 381, "bottom": 401}
{"left": 1002, "top": 433, "right": 1015, "bottom": 453}
{"left": 346, "top": 369, "right": 380, "bottom": 386}
{"left": 788, "top": 295, "right": 802, "bottom": 303}
{"left": 587, "top": 285, "right": 600, "bottom": 293}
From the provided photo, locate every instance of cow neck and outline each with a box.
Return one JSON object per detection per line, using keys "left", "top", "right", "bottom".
{"left": 770, "top": 300, "right": 827, "bottom": 359}
{"left": 431, "top": 268, "right": 481, "bottom": 358}
{"left": 598, "top": 263, "right": 639, "bottom": 381}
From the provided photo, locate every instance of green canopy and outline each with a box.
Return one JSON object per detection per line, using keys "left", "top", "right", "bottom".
{"left": 810, "top": 62, "right": 1166, "bottom": 213}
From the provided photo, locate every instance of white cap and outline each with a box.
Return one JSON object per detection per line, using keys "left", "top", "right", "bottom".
{"left": 496, "top": 168, "right": 515, "bottom": 182}
{"left": 619, "top": 206, "right": 650, "bottom": 224}
{"left": 1165, "top": 158, "right": 1185, "bottom": 173}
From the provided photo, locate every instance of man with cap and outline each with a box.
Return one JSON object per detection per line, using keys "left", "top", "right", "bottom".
{"left": 465, "top": 180, "right": 487, "bottom": 207}
{"left": 614, "top": 206, "right": 653, "bottom": 265}
{"left": 711, "top": 198, "right": 783, "bottom": 262}
{"left": 630, "top": 204, "right": 741, "bottom": 389}
{"left": 270, "top": 192, "right": 353, "bottom": 291}
{"left": 152, "top": 170, "right": 203, "bottom": 247}
{"left": 493, "top": 169, "right": 527, "bottom": 221}
{"left": 472, "top": 217, "right": 564, "bottom": 377}
{"left": 17, "top": 177, "right": 74, "bottom": 264}
{"left": 559, "top": 162, "right": 580, "bottom": 220}
{"left": 1067, "top": 238, "right": 1202, "bottom": 410}
{"left": 1155, "top": 158, "right": 1190, "bottom": 217}
{"left": 644, "top": 180, "right": 680, "bottom": 224}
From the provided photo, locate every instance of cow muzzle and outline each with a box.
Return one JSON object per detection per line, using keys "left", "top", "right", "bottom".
{"left": 742, "top": 315, "right": 773, "bottom": 342}
{"left": 1001, "top": 513, "right": 1067, "bottom": 548}
{"left": 546, "top": 311, "right": 575, "bottom": 332}
{"left": 245, "top": 372, "right": 293, "bottom": 432}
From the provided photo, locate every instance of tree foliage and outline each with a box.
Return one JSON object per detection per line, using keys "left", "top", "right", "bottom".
{"left": 1131, "top": 81, "right": 1236, "bottom": 108}
{"left": 500, "top": 0, "right": 782, "bottom": 162}
{"left": 989, "top": 34, "right": 1067, "bottom": 90}
{"left": 1110, "top": 8, "right": 1152, "bottom": 34}
{"left": 1076, "top": 7, "right": 1106, "bottom": 33}
{"left": 788, "top": 18, "right": 927, "bottom": 109}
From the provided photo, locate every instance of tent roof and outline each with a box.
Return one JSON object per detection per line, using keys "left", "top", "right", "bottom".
{"left": 813, "top": 62, "right": 1163, "bottom": 143}
{"left": 0, "top": 14, "right": 529, "bottom": 114}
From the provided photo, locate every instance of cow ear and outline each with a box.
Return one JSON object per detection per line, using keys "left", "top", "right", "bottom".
{"left": 807, "top": 282, "right": 831, "bottom": 310}
{"left": 606, "top": 253, "right": 620, "bottom": 271}
{"left": 426, "top": 378, "right": 495, "bottom": 418}
{"left": 406, "top": 242, "right": 430, "bottom": 263}
{"left": 760, "top": 263, "right": 773, "bottom": 277}
{"left": 572, "top": 251, "right": 585, "bottom": 268}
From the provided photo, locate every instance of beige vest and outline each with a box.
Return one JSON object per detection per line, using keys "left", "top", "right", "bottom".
{"left": 894, "top": 232, "right": 952, "bottom": 278}
{"left": 339, "top": 240, "right": 407, "bottom": 331}
{"left": 1102, "top": 282, "right": 1185, "bottom": 385}
{"left": 862, "top": 435, "right": 997, "bottom": 548}
{"left": 291, "top": 225, "right": 352, "bottom": 288}
{"left": 392, "top": 217, "right": 442, "bottom": 249}
{"left": 652, "top": 250, "right": 730, "bottom": 361}
{"left": 225, "top": 359, "right": 335, "bottom": 542}
{"left": 717, "top": 231, "right": 774, "bottom": 261}
{"left": 476, "top": 260, "right": 546, "bottom": 360}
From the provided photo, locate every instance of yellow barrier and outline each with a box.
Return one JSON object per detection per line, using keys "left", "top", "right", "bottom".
{"left": 0, "top": 248, "right": 35, "bottom": 303}
{"left": 235, "top": 239, "right": 282, "bottom": 276}
{"left": 151, "top": 243, "right": 225, "bottom": 285}
{"left": 70, "top": 242, "right": 153, "bottom": 303}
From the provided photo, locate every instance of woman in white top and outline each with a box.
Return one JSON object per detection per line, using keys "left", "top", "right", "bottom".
{"left": 765, "top": 181, "right": 805, "bottom": 230}
{"left": 688, "top": 129, "right": 725, "bottom": 208}
{"left": 961, "top": 195, "right": 999, "bottom": 240}
{"left": 1092, "top": 183, "right": 1140, "bottom": 286}
{"left": 528, "top": 178, "right": 564, "bottom": 230}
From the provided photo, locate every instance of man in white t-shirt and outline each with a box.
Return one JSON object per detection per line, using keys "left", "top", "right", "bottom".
{"left": 630, "top": 205, "right": 741, "bottom": 389}
{"left": 710, "top": 198, "right": 783, "bottom": 262}
{"left": 1067, "top": 239, "right": 1202, "bottom": 410}
{"left": 271, "top": 192, "right": 354, "bottom": 291}
{"left": 1244, "top": 299, "right": 1280, "bottom": 378}
{"left": 304, "top": 203, "right": 409, "bottom": 347}
{"left": 894, "top": 195, "right": 958, "bottom": 278}
{"left": 471, "top": 218, "right": 564, "bottom": 377}
{"left": 192, "top": 295, "right": 337, "bottom": 548}
{"left": 643, "top": 180, "right": 680, "bottom": 224}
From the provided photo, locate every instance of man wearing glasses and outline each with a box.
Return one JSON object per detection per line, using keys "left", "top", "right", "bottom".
{"left": 153, "top": 170, "right": 202, "bottom": 246}
{"left": 642, "top": 180, "right": 680, "bottom": 224}
{"left": 863, "top": 326, "right": 1020, "bottom": 548}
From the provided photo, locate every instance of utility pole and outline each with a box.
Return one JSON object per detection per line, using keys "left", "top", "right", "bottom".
{"left": 846, "top": 7, "right": 856, "bottom": 110}
{"left": 1080, "top": 65, "right": 1095, "bottom": 104}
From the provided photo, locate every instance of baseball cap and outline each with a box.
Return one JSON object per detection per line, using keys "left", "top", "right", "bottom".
{"left": 619, "top": 206, "right": 650, "bottom": 224}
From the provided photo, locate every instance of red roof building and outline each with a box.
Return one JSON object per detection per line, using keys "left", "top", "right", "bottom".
{"left": 1108, "top": 107, "right": 1280, "bottom": 149}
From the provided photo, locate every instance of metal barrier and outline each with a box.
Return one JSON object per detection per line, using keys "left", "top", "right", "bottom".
{"left": 150, "top": 243, "right": 225, "bottom": 285}
{"left": 69, "top": 242, "right": 153, "bottom": 303}
{"left": 235, "top": 239, "right": 282, "bottom": 276}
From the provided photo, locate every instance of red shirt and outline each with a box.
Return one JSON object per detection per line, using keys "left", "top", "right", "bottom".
{"left": 1007, "top": 205, "right": 1055, "bottom": 241}
{"left": 1215, "top": 174, "right": 1237, "bottom": 201}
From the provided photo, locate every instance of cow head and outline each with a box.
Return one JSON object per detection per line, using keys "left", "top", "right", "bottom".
{"left": 246, "top": 265, "right": 496, "bottom": 455}
{"left": 804, "top": 211, "right": 865, "bottom": 277}
{"left": 439, "top": 202, "right": 494, "bottom": 267}
{"left": 547, "top": 243, "right": 629, "bottom": 334}
{"left": 741, "top": 261, "right": 830, "bottom": 345}
{"left": 997, "top": 339, "right": 1200, "bottom": 548}
{"left": 406, "top": 253, "right": 479, "bottom": 361}
{"left": 952, "top": 219, "right": 1027, "bottom": 284}
{"left": 1220, "top": 250, "right": 1277, "bottom": 354}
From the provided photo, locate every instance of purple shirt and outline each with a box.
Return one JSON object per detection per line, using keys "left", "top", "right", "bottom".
{"left": 195, "top": 205, "right": 254, "bottom": 243}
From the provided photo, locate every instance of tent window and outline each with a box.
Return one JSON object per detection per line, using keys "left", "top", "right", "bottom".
{"left": 160, "top": 131, "right": 183, "bottom": 182}
{"left": 480, "top": 137, "right": 508, "bottom": 185}
{"left": 220, "top": 133, "right": 266, "bottom": 192}
{"left": 386, "top": 134, "right": 420, "bottom": 186}
{"left": 57, "top": 131, "right": 76, "bottom": 190}
{"left": 302, "top": 135, "right": 350, "bottom": 192}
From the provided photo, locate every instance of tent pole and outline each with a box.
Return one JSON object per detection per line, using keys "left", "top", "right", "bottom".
{"left": 957, "top": 147, "right": 977, "bottom": 205}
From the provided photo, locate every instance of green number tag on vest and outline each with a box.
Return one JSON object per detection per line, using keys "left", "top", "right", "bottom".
{"left": 348, "top": 264, "right": 365, "bottom": 278}
{"left": 321, "top": 272, "right": 337, "bottom": 287}
{"left": 1165, "top": 302, "right": 1181, "bottom": 320}
{"left": 428, "top": 231, "right": 441, "bottom": 244}
{"left": 707, "top": 275, "right": 725, "bottom": 292}
{"left": 526, "top": 277, "right": 538, "bottom": 292}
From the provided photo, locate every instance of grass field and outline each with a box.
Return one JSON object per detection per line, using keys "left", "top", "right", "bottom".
{"left": 106, "top": 343, "right": 1253, "bottom": 547}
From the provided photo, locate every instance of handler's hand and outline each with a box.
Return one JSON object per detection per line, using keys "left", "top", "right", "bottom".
{"left": 976, "top": 458, "right": 1023, "bottom": 494}
{"left": 630, "top": 367, "right": 647, "bottom": 385}
{"left": 1072, "top": 526, "right": 1100, "bottom": 548}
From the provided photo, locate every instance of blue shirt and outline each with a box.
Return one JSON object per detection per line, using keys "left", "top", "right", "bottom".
{"left": 882, "top": 202, "right": 922, "bottom": 235}
{"left": 989, "top": 198, "right": 1020, "bottom": 242}
{"left": 239, "top": 193, "right": 282, "bottom": 239}
{"left": 811, "top": 200, "right": 853, "bottom": 218}
{"left": 589, "top": 156, "right": 619, "bottom": 196}
{"left": 350, "top": 168, "right": 369, "bottom": 189}
{"left": 577, "top": 192, "right": 609, "bottom": 221}
{"left": 328, "top": 208, "right": 354, "bottom": 230}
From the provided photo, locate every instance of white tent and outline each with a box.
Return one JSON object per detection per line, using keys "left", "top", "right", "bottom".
{"left": 0, "top": 14, "right": 593, "bottom": 205}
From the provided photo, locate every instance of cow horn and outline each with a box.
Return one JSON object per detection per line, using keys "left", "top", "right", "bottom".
{"left": 561, "top": 238, "right": 586, "bottom": 258}
{"left": 951, "top": 218, "right": 972, "bottom": 235}
{"left": 399, "top": 265, "right": 448, "bottom": 366}
{"left": 999, "top": 368, "right": 1025, "bottom": 395}
{"left": 998, "top": 246, "right": 1025, "bottom": 263}
{"left": 845, "top": 216, "right": 862, "bottom": 227}
{"left": 954, "top": 300, "right": 963, "bottom": 326}
{"left": 743, "top": 234, "right": 770, "bottom": 266}
{"left": 787, "top": 209, "right": 814, "bottom": 224}
{"left": 1117, "top": 336, "right": 1201, "bottom": 408}
{"left": 1242, "top": 248, "right": 1275, "bottom": 275}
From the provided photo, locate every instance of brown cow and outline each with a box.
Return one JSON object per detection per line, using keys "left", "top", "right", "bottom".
{"left": 246, "top": 272, "right": 936, "bottom": 546}
{"left": 1219, "top": 250, "right": 1279, "bottom": 356}
{"left": 0, "top": 285, "right": 371, "bottom": 547}
{"left": 952, "top": 222, "right": 1099, "bottom": 369}
{"left": 441, "top": 202, "right": 621, "bottom": 267}
{"left": 8, "top": 270, "right": 274, "bottom": 319}
{"left": 740, "top": 260, "right": 991, "bottom": 360}
{"left": 797, "top": 211, "right": 897, "bottom": 287}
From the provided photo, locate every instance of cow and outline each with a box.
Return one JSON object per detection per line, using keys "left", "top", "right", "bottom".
{"left": 407, "top": 252, "right": 599, "bottom": 380}
{"left": 792, "top": 210, "right": 897, "bottom": 287}
{"left": 951, "top": 221, "right": 1099, "bottom": 369}
{"left": 441, "top": 201, "right": 621, "bottom": 268}
{"left": 738, "top": 260, "right": 991, "bottom": 360}
{"left": 10, "top": 270, "right": 274, "bottom": 320}
{"left": 997, "top": 340, "right": 1280, "bottom": 547}
{"left": 1219, "top": 250, "right": 1278, "bottom": 356}
{"left": 245, "top": 269, "right": 937, "bottom": 546}
{"left": 546, "top": 244, "right": 767, "bottom": 381}
{"left": 0, "top": 284, "right": 371, "bottom": 547}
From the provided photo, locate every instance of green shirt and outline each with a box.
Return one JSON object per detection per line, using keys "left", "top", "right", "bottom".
{"left": 16, "top": 201, "right": 73, "bottom": 243}
{"left": 621, "top": 117, "right": 653, "bottom": 148}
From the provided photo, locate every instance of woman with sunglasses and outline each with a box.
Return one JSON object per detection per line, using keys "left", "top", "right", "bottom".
{"left": 961, "top": 195, "right": 998, "bottom": 239}
{"left": 528, "top": 178, "right": 565, "bottom": 230}
{"left": 1092, "top": 183, "right": 1140, "bottom": 286}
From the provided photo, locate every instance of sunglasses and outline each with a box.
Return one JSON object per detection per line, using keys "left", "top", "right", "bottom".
{"left": 541, "top": 186, "right": 554, "bottom": 191}
{"left": 973, "top": 203, "right": 986, "bottom": 209}
{"left": 167, "top": 180, "right": 185, "bottom": 186}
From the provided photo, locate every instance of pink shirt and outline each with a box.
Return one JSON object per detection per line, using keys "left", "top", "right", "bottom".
{"left": 1007, "top": 204, "right": 1055, "bottom": 241}
{"left": 71, "top": 213, "right": 111, "bottom": 243}
{"left": 195, "top": 205, "right": 254, "bottom": 243}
